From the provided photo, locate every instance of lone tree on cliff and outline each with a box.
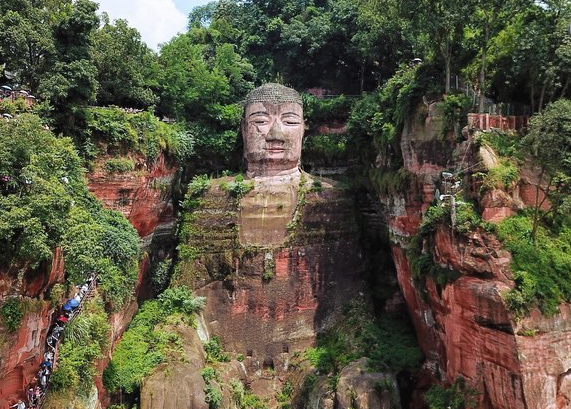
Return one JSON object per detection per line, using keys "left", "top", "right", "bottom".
{"left": 522, "top": 98, "right": 571, "bottom": 240}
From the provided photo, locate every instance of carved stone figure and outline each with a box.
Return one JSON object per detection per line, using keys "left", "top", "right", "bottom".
{"left": 171, "top": 82, "right": 366, "bottom": 399}
{"left": 242, "top": 83, "right": 304, "bottom": 179}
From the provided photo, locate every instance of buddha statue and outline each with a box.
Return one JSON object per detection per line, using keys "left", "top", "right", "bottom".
{"left": 239, "top": 83, "right": 308, "bottom": 246}
{"left": 175, "top": 83, "right": 365, "bottom": 379}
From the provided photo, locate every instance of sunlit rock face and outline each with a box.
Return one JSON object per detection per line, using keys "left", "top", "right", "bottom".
{"left": 383, "top": 101, "right": 571, "bottom": 409}
{"left": 87, "top": 152, "right": 177, "bottom": 242}
{"left": 140, "top": 326, "right": 210, "bottom": 409}
{"left": 86, "top": 152, "right": 179, "bottom": 406}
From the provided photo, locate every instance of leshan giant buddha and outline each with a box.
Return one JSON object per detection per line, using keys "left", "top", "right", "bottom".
{"left": 174, "top": 83, "right": 367, "bottom": 389}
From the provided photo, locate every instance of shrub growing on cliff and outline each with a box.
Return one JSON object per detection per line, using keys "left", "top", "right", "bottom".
{"left": 222, "top": 174, "right": 254, "bottom": 198}
{"left": 424, "top": 376, "right": 478, "bottom": 409}
{"left": 204, "top": 336, "right": 230, "bottom": 363}
{"left": 104, "top": 157, "right": 135, "bottom": 173}
{"left": 103, "top": 285, "right": 205, "bottom": 393}
{"left": 230, "top": 379, "right": 269, "bottom": 409}
{"left": 62, "top": 206, "right": 140, "bottom": 309}
{"left": 49, "top": 299, "right": 110, "bottom": 394}
{"left": 497, "top": 214, "right": 571, "bottom": 316}
{"left": 0, "top": 298, "right": 23, "bottom": 332}
{"left": 204, "top": 384, "right": 223, "bottom": 409}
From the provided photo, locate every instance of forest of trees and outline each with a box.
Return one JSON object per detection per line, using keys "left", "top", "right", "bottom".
{"left": 2, "top": 0, "right": 571, "bottom": 123}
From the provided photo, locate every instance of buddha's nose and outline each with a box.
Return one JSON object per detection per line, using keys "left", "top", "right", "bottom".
{"left": 266, "top": 120, "right": 285, "bottom": 141}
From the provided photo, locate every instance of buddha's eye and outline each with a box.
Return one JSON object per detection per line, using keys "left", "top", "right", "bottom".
{"left": 284, "top": 120, "right": 301, "bottom": 126}
{"left": 251, "top": 118, "right": 269, "bottom": 125}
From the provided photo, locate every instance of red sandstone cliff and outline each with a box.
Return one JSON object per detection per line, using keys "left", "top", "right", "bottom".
{"left": 86, "top": 153, "right": 179, "bottom": 407}
{"left": 0, "top": 250, "right": 65, "bottom": 408}
{"left": 87, "top": 153, "right": 177, "bottom": 241}
{"left": 383, "top": 101, "right": 571, "bottom": 409}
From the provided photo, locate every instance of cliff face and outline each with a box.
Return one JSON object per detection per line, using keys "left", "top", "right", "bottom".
{"left": 0, "top": 249, "right": 64, "bottom": 408}
{"left": 383, "top": 102, "right": 571, "bottom": 408}
{"left": 87, "top": 153, "right": 177, "bottom": 243}
{"left": 87, "top": 153, "right": 179, "bottom": 406}
{"left": 161, "top": 174, "right": 369, "bottom": 403}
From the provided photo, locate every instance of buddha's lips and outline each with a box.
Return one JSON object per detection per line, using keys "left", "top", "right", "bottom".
{"left": 265, "top": 147, "right": 288, "bottom": 152}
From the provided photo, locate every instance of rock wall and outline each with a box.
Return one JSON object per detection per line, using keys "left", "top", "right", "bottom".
{"left": 0, "top": 148, "right": 178, "bottom": 408}
{"left": 87, "top": 153, "right": 177, "bottom": 243}
{"left": 87, "top": 153, "right": 179, "bottom": 406}
{"left": 0, "top": 249, "right": 65, "bottom": 408}
{"left": 382, "top": 102, "right": 571, "bottom": 408}
{"left": 169, "top": 175, "right": 368, "bottom": 400}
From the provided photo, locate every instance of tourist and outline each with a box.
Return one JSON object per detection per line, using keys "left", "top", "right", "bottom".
{"left": 39, "top": 372, "right": 47, "bottom": 391}
{"left": 56, "top": 314, "right": 68, "bottom": 325}
{"left": 40, "top": 360, "right": 52, "bottom": 369}
{"left": 10, "top": 399, "right": 26, "bottom": 409}
{"left": 43, "top": 351, "right": 53, "bottom": 362}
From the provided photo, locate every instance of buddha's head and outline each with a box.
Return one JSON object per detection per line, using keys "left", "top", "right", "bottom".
{"left": 242, "top": 83, "right": 304, "bottom": 178}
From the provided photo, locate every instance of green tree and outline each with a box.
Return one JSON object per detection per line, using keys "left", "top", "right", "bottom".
{"left": 401, "top": 0, "right": 475, "bottom": 93}
{"left": 38, "top": 0, "right": 99, "bottom": 133}
{"left": 522, "top": 99, "right": 571, "bottom": 239}
{"left": 92, "top": 15, "right": 159, "bottom": 107}
{"left": 0, "top": 1, "right": 56, "bottom": 93}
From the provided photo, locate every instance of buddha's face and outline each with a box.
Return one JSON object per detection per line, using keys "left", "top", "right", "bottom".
{"left": 242, "top": 101, "right": 304, "bottom": 175}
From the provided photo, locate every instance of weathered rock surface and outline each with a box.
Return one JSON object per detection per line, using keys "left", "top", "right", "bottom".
{"left": 382, "top": 102, "right": 571, "bottom": 408}
{"left": 0, "top": 250, "right": 64, "bottom": 408}
{"left": 87, "top": 153, "right": 177, "bottom": 243}
{"left": 336, "top": 358, "right": 400, "bottom": 409}
{"left": 171, "top": 174, "right": 367, "bottom": 397}
{"left": 141, "top": 325, "right": 209, "bottom": 409}
{"left": 87, "top": 153, "right": 179, "bottom": 407}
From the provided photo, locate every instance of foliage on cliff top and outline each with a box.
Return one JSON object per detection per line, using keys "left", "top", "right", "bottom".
{"left": 302, "top": 94, "right": 355, "bottom": 127}
{"left": 103, "top": 285, "right": 205, "bottom": 394}
{"left": 0, "top": 113, "right": 140, "bottom": 309}
{"left": 348, "top": 63, "right": 441, "bottom": 177}
{"left": 83, "top": 107, "right": 194, "bottom": 163}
